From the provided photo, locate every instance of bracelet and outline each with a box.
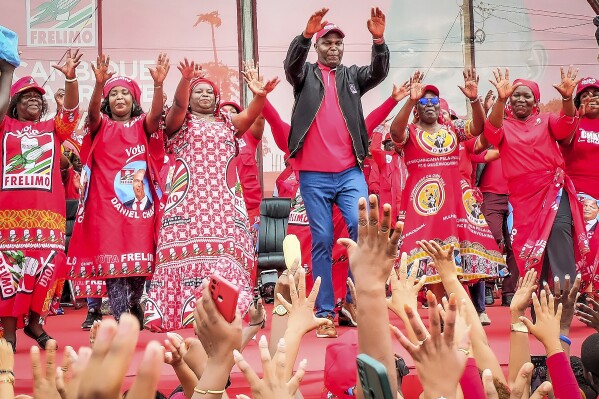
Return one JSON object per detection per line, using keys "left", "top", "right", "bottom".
{"left": 373, "top": 36, "right": 384, "bottom": 44}
{"left": 0, "top": 370, "right": 14, "bottom": 376}
{"left": 562, "top": 96, "right": 571, "bottom": 101}
{"left": 193, "top": 387, "right": 226, "bottom": 394}
{"left": 248, "top": 318, "right": 265, "bottom": 328}
{"left": 469, "top": 97, "right": 480, "bottom": 104}
{"left": 559, "top": 334, "right": 572, "bottom": 345}
{"left": 154, "top": 85, "right": 162, "bottom": 89}
{"left": 65, "top": 76, "right": 78, "bottom": 83}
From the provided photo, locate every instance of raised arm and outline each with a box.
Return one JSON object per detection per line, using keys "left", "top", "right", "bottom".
{"left": 52, "top": 48, "right": 82, "bottom": 111}
{"left": 0, "top": 60, "right": 16, "bottom": 124}
{"left": 355, "top": 8, "right": 390, "bottom": 93}
{"left": 88, "top": 54, "right": 115, "bottom": 135}
{"left": 144, "top": 53, "right": 170, "bottom": 135}
{"left": 284, "top": 8, "right": 328, "bottom": 87}
{"left": 487, "top": 68, "right": 518, "bottom": 130}
{"left": 549, "top": 66, "right": 581, "bottom": 142}
{"left": 390, "top": 71, "right": 424, "bottom": 145}
{"left": 457, "top": 68, "right": 484, "bottom": 136}
{"left": 262, "top": 98, "right": 291, "bottom": 153}
{"left": 232, "top": 60, "right": 279, "bottom": 137}
{"left": 166, "top": 59, "right": 202, "bottom": 137}
{"left": 365, "top": 81, "right": 408, "bottom": 137}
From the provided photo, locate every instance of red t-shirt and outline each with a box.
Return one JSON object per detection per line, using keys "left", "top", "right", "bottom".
{"left": 561, "top": 116, "right": 599, "bottom": 198}
{"left": 478, "top": 157, "right": 508, "bottom": 195}
{"left": 294, "top": 63, "right": 356, "bottom": 172}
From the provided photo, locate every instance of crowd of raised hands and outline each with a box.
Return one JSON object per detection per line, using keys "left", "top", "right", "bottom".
{"left": 2, "top": 196, "right": 599, "bottom": 398}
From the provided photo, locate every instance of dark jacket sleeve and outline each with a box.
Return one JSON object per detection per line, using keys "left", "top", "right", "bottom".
{"left": 284, "top": 34, "right": 312, "bottom": 89}
{"left": 355, "top": 43, "right": 390, "bottom": 94}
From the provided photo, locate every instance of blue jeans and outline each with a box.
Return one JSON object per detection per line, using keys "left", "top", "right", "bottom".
{"left": 299, "top": 166, "right": 368, "bottom": 318}
{"left": 87, "top": 297, "right": 102, "bottom": 312}
{"left": 468, "top": 281, "right": 486, "bottom": 314}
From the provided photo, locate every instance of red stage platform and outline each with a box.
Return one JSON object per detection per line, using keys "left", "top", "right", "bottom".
{"left": 13, "top": 304, "right": 595, "bottom": 398}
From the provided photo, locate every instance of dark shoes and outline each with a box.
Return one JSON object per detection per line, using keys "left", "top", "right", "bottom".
{"left": 485, "top": 286, "right": 495, "bottom": 306}
{"left": 339, "top": 302, "right": 358, "bottom": 327}
{"left": 81, "top": 309, "right": 103, "bottom": 330}
{"left": 501, "top": 293, "right": 514, "bottom": 307}
{"left": 23, "top": 326, "right": 54, "bottom": 350}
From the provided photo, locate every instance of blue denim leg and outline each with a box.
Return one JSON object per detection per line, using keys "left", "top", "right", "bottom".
{"left": 87, "top": 297, "right": 102, "bottom": 311}
{"left": 300, "top": 171, "right": 336, "bottom": 318}
{"left": 468, "top": 280, "right": 486, "bottom": 314}
{"left": 334, "top": 167, "right": 368, "bottom": 303}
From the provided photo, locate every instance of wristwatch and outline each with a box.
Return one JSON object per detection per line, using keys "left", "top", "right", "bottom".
{"left": 510, "top": 322, "right": 529, "bottom": 333}
{"left": 272, "top": 304, "right": 288, "bottom": 316}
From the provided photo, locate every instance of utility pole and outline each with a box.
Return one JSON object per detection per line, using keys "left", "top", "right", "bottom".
{"left": 97, "top": 0, "right": 103, "bottom": 56}
{"left": 237, "top": 0, "right": 264, "bottom": 195}
{"left": 587, "top": 0, "right": 599, "bottom": 14}
{"left": 463, "top": 0, "right": 475, "bottom": 116}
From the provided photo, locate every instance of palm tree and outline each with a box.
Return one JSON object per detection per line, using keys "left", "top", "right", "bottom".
{"left": 194, "top": 11, "right": 221, "bottom": 63}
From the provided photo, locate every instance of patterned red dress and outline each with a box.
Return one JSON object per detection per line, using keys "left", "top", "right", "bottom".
{"left": 395, "top": 121, "right": 504, "bottom": 283}
{"left": 145, "top": 112, "right": 255, "bottom": 332}
{"left": 0, "top": 108, "right": 79, "bottom": 326}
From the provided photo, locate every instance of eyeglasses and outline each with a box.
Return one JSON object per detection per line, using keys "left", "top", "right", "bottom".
{"left": 418, "top": 97, "right": 440, "bottom": 106}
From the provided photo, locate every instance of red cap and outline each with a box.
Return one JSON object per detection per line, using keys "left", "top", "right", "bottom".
{"left": 321, "top": 330, "right": 358, "bottom": 399}
{"left": 422, "top": 84, "right": 440, "bottom": 97}
{"left": 10, "top": 76, "right": 46, "bottom": 97}
{"left": 315, "top": 23, "right": 345, "bottom": 41}
{"left": 576, "top": 77, "right": 599, "bottom": 102}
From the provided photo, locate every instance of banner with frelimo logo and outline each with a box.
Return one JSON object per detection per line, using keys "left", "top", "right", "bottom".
{"left": 26, "top": 0, "right": 96, "bottom": 47}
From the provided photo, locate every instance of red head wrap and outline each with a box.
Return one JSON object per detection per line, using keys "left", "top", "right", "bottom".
{"left": 513, "top": 79, "right": 540, "bottom": 102}
{"left": 189, "top": 77, "right": 220, "bottom": 115}
{"left": 220, "top": 101, "right": 242, "bottom": 113}
{"left": 103, "top": 76, "right": 142, "bottom": 104}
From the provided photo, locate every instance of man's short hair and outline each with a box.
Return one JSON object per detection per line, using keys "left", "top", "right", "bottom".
{"left": 581, "top": 333, "right": 599, "bottom": 377}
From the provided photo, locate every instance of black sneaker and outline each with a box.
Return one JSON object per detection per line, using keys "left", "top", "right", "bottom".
{"left": 81, "top": 309, "right": 102, "bottom": 330}
{"left": 501, "top": 293, "right": 514, "bottom": 307}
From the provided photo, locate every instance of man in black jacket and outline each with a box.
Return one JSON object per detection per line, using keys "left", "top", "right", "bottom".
{"left": 283, "top": 7, "right": 390, "bottom": 338}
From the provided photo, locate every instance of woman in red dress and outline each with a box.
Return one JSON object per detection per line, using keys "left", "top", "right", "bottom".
{"left": 0, "top": 49, "right": 82, "bottom": 352}
{"left": 483, "top": 67, "right": 587, "bottom": 287}
{"left": 68, "top": 53, "right": 169, "bottom": 325}
{"left": 389, "top": 69, "right": 504, "bottom": 296}
{"left": 560, "top": 77, "right": 599, "bottom": 289}
{"left": 144, "top": 62, "right": 279, "bottom": 332}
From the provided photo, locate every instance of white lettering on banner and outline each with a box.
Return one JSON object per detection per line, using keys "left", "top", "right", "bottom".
{"left": 29, "top": 29, "right": 95, "bottom": 46}
{"left": 120, "top": 253, "right": 154, "bottom": 262}
{"left": 38, "top": 263, "right": 55, "bottom": 288}
{"left": 125, "top": 145, "right": 146, "bottom": 158}
{"left": 288, "top": 212, "right": 309, "bottom": 225}
{"left": 0, "top": 268, "right": 16, "bottom": 298}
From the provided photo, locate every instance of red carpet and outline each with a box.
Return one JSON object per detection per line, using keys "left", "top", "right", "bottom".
{"left": 13, "top": 304, "right": 595, "bottom": 398}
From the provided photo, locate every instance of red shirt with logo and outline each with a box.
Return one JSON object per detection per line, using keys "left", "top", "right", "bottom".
{"left": 561, "top": 116, "right": 599, "bottom": 198}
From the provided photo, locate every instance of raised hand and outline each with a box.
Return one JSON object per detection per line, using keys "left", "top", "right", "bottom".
{"left": 417, "top": 240, "right": 458, "bottom": 280}
{"left": 553, "top": 65, "right": 581, "bottom": 99}
{"left": 52, "top": 48, "right": 82, "bottom": 79}
{"left": 337, "top": 196, "right": 402, "bottom": 289}
{"left": 483, "top": 364, "right": 553, "bottom": 399}
{"left": 367, "top": 7, "right": 386, "bottom": 39}
{"left": 510, "top": 269, "right": 538, "bottom": 316}
{"left": 276, "top": 267, "right": 332, "bottom": 335}
{"left": 193, "top": 286, "right": 242, "bottom": 361}
{"left": 520, "top": 290, "right": 563, "bottom": 355}
{"left": 489, "top": 67, "right": 519, "bottom": 101}
{"left": 234, "top": 336, "right": 307, "bottom": 399}
{"left": 579, "top": 94, "right": 599, "bottom": 117}
{"left": 91, "top": 54, "right": 115, "bottom": 85}
{"left": 31, "top": 340, "right": 61, "bottom": 399}
{"left": 409, "top": 70, "right": 425, "bottom": 101}
{"left": 248, "top": 297, "right": 267, "bottom": 329}
{"left": 242, "top": 60, "right": 280, "bottom": 97}
{"left": 391, "top": 293, "right": 471, "bottom": 399}
{"left": 543, "top": 274, "right": 580, "bottom": 334}
{"left": 149, "top": 52, "right": 170, "bottom": 85}
{"left": 392, "top": 81, "right": 411, "bottom": 102}
{"left": 304, "top": 8, "right": 329, "bottom": 38}
{"left": 458, "top": 67, "right": 480, "bottom": 101}
{"left": 55, "top": 346, "right": 76, "bottom": 399}
{"left": 483, "top": 89, "right": 496, "bottom": 114}
{"left": 163, "top": 332, "right": 188, "bottom": 367}
{"left": 387, "top": 253, "right": 426, "bottom": 317}
{"left": 177, "top": 58, "right": 202, "bottom": 81}
{"left": 0, "top": 338, "right": 14, "bottom": 398}
{"left": 575, "top": 297, "right": 599, "bottom": 332}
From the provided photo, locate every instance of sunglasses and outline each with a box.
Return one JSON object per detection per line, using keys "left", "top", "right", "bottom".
{"left": 418, "top": 97, "right": 440, "bottom": 106}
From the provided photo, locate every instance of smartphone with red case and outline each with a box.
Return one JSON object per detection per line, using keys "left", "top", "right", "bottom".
{"left": 208, "top": 274, "right": 240, "bottom": 323}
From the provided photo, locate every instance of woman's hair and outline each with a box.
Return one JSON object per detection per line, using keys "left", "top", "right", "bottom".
{"left": 100, "top": 96, "right": 144, "bottom": 119}
{"left": 122, "top": 390, "right": 167, "bottom": 399}
{"left": 8, "top": 91, "right": 48, "bottom": 120}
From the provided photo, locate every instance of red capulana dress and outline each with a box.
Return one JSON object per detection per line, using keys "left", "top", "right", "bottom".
{"left": 145, "top": 112, "right": 255, "bottom": 332}
{"left": 395, "top": 120, "right": 504, "bottom": 283}
{"left": 67, "top": 114, "right": 162, "bottom": 295}
{"left": 484, "top": 113, "right": 590, "bottom": 284}
{"left": 560, "top": 115, "right": 599, "bottom": 288}
{"left": 0, "top": 108, "right": 79, "bottom": 326}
